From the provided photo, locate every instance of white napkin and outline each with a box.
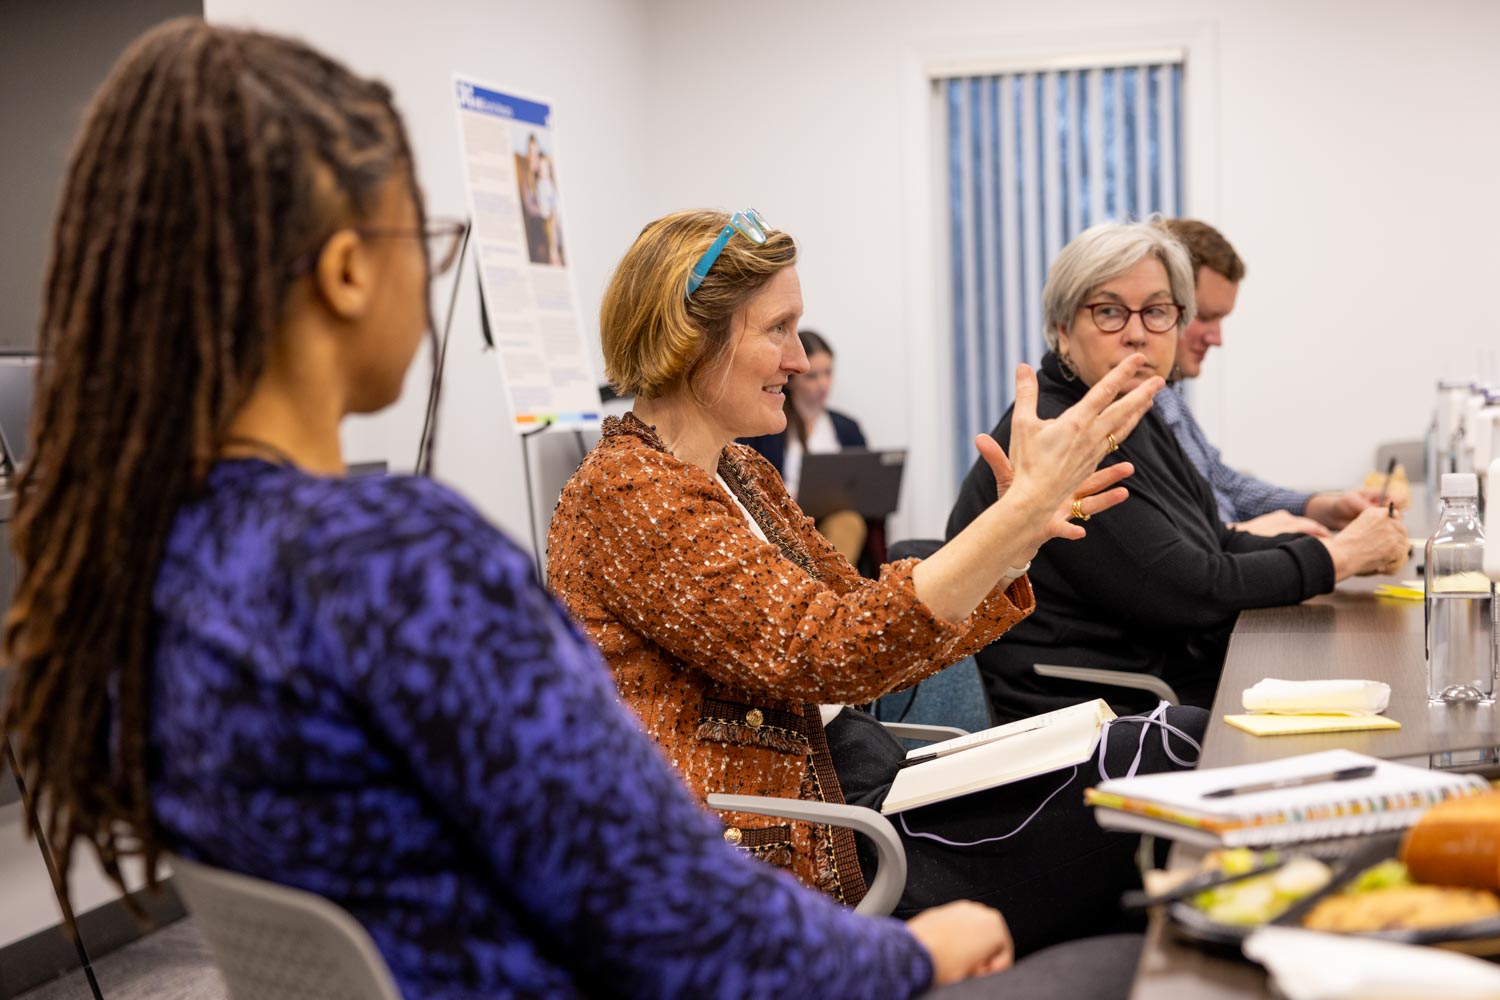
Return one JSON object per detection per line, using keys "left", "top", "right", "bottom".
{"left": 1241, "top": 679, "right": 1391, "bottom": 716}
{"left": 1243, "top": 927, "right": 1500, "bottom": 1000}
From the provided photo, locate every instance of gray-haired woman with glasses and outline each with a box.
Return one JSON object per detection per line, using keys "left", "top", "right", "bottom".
{"left": 948, "top": 220, "right": 1409, "bottom": 724}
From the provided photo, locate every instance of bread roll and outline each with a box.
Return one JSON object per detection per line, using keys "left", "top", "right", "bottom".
{"left": 1401, "top": 791, "right": 1500, "bottom": 889}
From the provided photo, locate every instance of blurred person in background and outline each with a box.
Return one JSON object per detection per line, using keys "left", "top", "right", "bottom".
{"left": 742, "top": 329, "right": 878, "bottom": 565}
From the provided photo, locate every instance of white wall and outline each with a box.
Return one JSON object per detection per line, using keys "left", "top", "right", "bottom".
{"left": 203, "top": 0, "right": 651, "bottom": 554}
{"left": 0, "top": 804, "right": 151, "bottom": 950}
{"left": 201, "top": 0, "right": 1500, "bottom": 546}
{"left": 643, "top": 0, "right": 1500, "bottom": 538}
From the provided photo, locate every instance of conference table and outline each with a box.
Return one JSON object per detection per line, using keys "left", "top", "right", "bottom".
{"left": 1127, "top": 562, "right": 1500, "bottom": 999}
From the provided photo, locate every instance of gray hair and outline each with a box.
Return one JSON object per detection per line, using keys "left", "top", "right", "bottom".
{"left": 1041, "top": 220, "right": 1197, "bottom": 350}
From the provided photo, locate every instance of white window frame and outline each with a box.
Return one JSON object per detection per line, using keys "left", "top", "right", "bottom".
{"left": 894, "top": 20, "right": 1220, "bottom": 539}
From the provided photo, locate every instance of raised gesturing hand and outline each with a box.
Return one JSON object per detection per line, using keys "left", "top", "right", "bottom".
{"left": 999, "top": 353, "right": 1164, "bottom": 542}
{"left": 975, "top": 432, "right": 1134, "bottom": 543}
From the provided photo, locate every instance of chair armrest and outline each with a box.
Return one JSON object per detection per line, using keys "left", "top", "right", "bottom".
{"left": 706, "top": 794, "right": 906, "bottom": 917}
{"left": 1033, "top": 663, "right": 1180, "bottom": 706}
{"left": 879, "top": 722, "right": 969, "bottom": 742}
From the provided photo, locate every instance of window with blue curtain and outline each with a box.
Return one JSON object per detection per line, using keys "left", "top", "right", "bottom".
{"left": 946, "top": 62, "right": 1184, "bottom": 480}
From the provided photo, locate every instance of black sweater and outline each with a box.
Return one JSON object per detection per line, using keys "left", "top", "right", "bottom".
{"left": 946, "top": 352, "right": 1336, "bottom": 722}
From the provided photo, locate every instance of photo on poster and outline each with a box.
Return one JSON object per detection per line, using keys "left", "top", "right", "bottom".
{"left": 514, "top": 129, "right": 565, "bottom": 267}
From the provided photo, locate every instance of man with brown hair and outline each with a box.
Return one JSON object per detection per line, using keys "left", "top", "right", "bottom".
{"left": 1153, "top": 219, "right": 1379, "bottom": 536}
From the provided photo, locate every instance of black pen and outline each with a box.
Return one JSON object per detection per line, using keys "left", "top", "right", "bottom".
{"left": 1202, "top": 764, "right": 1377, "bottom": 800}
{"left": 1379, "top": 457, "right": 1397, "bottom": 503}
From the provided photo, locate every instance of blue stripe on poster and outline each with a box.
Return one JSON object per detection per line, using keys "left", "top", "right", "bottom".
{"left": 455, "top": 79, "right": 551, "bottom": 127}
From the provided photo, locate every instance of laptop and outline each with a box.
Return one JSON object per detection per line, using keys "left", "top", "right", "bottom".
{"left": 796, "top": 448, "right": 906, "bottom": 521}
{"left": 0, "top": 356, "right": 37, "bottom": 476}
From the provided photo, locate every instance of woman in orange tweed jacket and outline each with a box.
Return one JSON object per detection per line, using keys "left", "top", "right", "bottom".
{"left": 548, "top": 209, "right": 1206, "bottom": 954}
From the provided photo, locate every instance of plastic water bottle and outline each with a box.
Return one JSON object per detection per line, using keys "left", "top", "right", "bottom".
{"left": 1425, "top": 473, "right": 1496, "bottom": 704}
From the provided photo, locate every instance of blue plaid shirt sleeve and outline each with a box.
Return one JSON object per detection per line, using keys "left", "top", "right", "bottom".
{"left": 1152, "top": 384, "right": 1314, "bottom": 523}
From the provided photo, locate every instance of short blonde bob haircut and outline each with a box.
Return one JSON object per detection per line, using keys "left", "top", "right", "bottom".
{"left": 1042, "top": 219, "right": 1196, "bottom": 351}
{"left": 601, "top": 210, "right": 797, "bottom": 400}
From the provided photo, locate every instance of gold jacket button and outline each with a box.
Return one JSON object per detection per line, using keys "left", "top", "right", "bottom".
{"left": 745, "top": 708, "right": 764, "bottom": 729}
{"left": 723, "top": 826, "right": 743, "bottom": 845}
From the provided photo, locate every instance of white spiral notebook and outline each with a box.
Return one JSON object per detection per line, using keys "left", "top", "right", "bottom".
{"left": 1085, "top": 749, "right": 1488, "bottom": 848}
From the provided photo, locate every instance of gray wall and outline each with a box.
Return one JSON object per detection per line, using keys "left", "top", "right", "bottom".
{"left": 1, "top": 0, "right": 202, "bottom": 351}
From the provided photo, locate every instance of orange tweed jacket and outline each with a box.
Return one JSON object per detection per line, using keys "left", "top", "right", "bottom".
{"left": 547, "top": 414, "right": 1034, "bottom": 906}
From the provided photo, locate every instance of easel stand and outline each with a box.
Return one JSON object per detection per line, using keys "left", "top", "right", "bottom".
{"left": 518, "top": 419, "right": 556, "bottom": 584}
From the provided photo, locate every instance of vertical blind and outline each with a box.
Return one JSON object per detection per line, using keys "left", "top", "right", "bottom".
{"left": 946, "top": 63, "right": 1184, "bottom": 480}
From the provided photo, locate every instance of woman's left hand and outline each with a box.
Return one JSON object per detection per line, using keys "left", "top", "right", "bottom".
{"left": 976, "top": 433, "right": 1133, "bottom": 543}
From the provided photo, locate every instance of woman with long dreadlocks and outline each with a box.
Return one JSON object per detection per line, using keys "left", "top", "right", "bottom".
{"left": 0, "top": 17, "right": 1097, "bottom": 1000}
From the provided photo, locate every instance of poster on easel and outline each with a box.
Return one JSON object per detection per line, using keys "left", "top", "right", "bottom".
{"left": 452, "top": 74, "right": 600, "bottom": 432}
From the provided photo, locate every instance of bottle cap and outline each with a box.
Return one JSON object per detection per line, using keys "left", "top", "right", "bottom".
{"left": 1442, "top": 472, "right": 1479, "bottom": 498}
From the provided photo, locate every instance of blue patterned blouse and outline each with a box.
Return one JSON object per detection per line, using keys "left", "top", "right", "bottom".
{"left": 148, "top": 460, "right": 931, "bottom": 999}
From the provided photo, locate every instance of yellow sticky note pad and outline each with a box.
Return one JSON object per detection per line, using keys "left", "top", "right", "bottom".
{"left": 1224, "top": 714, "right": 1402, "bottom": 737}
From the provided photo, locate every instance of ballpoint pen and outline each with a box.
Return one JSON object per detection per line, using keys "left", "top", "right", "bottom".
{"left": 897, "top": 723, "right": 1045, "bottom": 769}
{"left": 1202, "top": 764, "right": 1377, "bottom": 799}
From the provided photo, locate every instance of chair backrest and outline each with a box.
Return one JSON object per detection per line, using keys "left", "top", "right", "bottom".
{"left": 167, "top": 855, "right": 404, "bottom": 1000}
{"left": 887, "top": 538, "right": 942, "bottom": 562}
{"left": 875, "top": 656, "right": 991, "bottom": 735}
{"left": 1032, "top": 663, "right": 1180, "bottom": 706}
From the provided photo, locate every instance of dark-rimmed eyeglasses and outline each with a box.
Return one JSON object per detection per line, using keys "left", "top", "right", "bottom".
{"left": 290, "top": 217, "right": 469, "bottom": 278}
{"left": 1079, "top": 301, "right": 1184, "bottom": 334}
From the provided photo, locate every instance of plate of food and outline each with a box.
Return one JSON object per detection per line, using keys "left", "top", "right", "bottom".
{"left": 1153, "top": 792, "right": 1500, "bottom": 956}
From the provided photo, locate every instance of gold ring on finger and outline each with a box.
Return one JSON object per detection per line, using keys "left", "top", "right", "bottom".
{"left": 1106, "top": 433, "right": 1119, "bottom": 453}
{"left": 1071, "top": 498, "right": 1090, "bottom": 522}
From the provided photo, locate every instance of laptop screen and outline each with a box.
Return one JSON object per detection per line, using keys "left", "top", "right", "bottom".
{"left": 0, "top": 356, "right": 38, "bottom": 472}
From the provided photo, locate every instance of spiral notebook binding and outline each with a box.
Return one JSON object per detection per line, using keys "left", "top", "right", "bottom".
{"left": 1222, "top": 777, "right": 1489, "bottom": 848}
